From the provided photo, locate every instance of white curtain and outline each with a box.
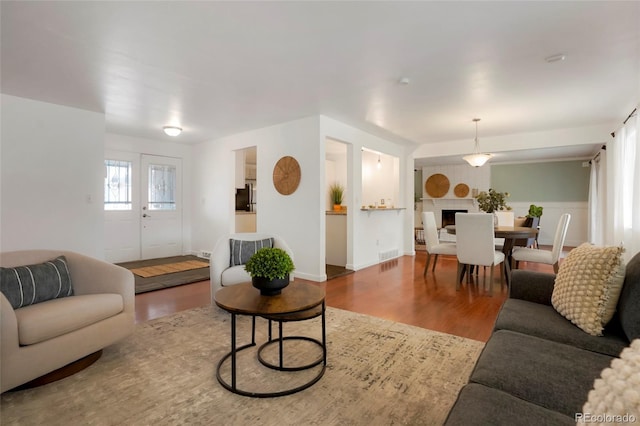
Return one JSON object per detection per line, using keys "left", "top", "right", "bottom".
{"left": 588, "top": 148, "right": 606, "bottom": 245}
{"left": 592, "top": 108, "right": 640, "bottom": 262}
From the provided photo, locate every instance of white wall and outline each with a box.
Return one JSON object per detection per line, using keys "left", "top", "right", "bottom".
{"left": 192, "top": 116, "right": 325, "bottom": 281}
{"left": 191, "top": 115, "right": 412, "bottom": 280}
{"left": 1, "top": 95, "right": 105, "bottom": 257}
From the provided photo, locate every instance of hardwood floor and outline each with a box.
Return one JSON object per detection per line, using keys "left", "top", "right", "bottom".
{"left": 135, "top": 249, "right": 562, "bottom": 342}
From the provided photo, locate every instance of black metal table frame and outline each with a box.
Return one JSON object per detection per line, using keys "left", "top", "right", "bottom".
{"left": 216, "top": 301, "right": 326, "bottom": 398}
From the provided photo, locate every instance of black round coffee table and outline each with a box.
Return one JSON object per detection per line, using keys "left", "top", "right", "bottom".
{"left": 214, "top": 281, "right": 326, "bottom": 398}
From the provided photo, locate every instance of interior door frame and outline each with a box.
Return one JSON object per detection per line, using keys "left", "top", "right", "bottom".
{"left": 104, "top": 152, "right": 184, "bottom": 262}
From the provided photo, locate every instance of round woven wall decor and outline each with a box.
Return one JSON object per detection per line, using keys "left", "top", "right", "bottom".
{"left": 272, "top": 156, "right": 301, "bottom": 195}
{"left": 425, "top": 173, "right": 450, "bottom": 198}
{"left": 454, "top": 183, "right": 470, "bottom": 198}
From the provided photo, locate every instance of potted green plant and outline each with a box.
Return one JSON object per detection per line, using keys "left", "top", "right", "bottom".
{"left": 244, "top": 247, "right": 295, "bottom": 296}
{"left": 329, "top": 182, "right": 345, "bottom": 211}
{"left": 527, "top": 204, "right": 543, "bottom": 218}
{"left": 475, "top": 188, "right": 512, "bottom": 213}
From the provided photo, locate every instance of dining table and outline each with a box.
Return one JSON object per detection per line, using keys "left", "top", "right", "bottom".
{"left": 445, "top": 225, "right": 539, "bottom": 285}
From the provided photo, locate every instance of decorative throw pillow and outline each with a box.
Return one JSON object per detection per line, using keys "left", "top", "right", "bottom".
{"left": 551, "top": 243, "right": 625, "bottom": 336}
{"left": 0, "top": 256, "right": 74, "bottom": 309}
{"left": 229, "top": 238, "right": 274, "bottom": 266}
{"left": 582, "top": 339, "right": 640, "bottom": 423}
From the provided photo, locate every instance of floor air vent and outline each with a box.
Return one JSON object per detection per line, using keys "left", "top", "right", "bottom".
{"left": 379, "top": 249, "right": 398, "bottom": 262}
{"left": 198, "top": 250, "right": 212, "bottom": 259}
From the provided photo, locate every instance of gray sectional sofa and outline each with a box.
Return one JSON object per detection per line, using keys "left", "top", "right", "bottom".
{"left": 445, "top": 251, "right": 640, "bottom": 425}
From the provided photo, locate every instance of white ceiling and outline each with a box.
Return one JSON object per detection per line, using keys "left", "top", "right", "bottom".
{"left": 2, "top": 2, "right": 638, "bottom": 164}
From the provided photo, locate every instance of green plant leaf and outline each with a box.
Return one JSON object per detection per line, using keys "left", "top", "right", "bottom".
{"left": 329, "top": 182, "right": 344, "bottom": 205}
{"left": 244, "top": 248, "right": 295, "bottom": 280}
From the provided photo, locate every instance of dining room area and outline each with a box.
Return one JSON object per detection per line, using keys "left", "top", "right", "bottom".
{"left": 414, "top": 157, "right": 587, "bottom": 295}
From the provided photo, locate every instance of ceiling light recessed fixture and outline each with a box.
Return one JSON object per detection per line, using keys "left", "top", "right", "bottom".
{"left": 463, "top": 118, "right": 493, "bottom": 167}
{"left": 545, "top": 53, "right": 567, "bottom": 63}
{"left": 163, "top": 126, "right": 182, "bottom": 136}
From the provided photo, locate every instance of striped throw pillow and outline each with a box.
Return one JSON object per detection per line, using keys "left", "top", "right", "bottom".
{"left": 229, "top": 238, "right": 274, "bottom": 266}
{"left": 0, "top": 256, "right": 74, "bottom": 309}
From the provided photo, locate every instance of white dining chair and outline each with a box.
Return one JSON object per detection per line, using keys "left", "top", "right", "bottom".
{"left": 511, "top": 213, "right": 571, "bottom": 273}
{"left": 455, "top": 213, "right": 505, "bottom": 295}
{"left": 422, "top": 212, "right": 457, "bottom": 276}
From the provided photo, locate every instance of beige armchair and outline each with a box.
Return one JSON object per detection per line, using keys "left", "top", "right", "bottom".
{"left": 210, "top": 233, "right": 294, "bottom": 303}
{"left": 1, "top": 250, "right": 134, "bottom": 392}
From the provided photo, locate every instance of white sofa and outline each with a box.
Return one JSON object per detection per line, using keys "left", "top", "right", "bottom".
{"left": 0, "top": 250, "right": 134, "bottom": 392}
{"left": 209, "top": 233, "right": 294, "bottom": 303}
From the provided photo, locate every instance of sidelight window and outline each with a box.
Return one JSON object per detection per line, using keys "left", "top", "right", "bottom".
{"left": 104, "top": 159, "right": 132, "bottom": 210}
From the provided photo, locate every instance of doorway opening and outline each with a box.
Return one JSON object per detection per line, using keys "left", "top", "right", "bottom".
{"left": 234, "top": 146, "right": 257, "bottom": 233}
{"left": 325, "top": 139, "right": 352, "bottom": 279}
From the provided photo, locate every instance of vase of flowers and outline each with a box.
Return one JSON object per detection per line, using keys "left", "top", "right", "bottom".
{"left": 475, "top": 189, "right": 511, "bottom": 225}
{"left": 475, "top": 188, "right": 511, "bottom": 213}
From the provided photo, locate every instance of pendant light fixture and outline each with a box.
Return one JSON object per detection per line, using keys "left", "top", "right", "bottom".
{"left": 463, "top": 118, "right": 493, "bottom": 167}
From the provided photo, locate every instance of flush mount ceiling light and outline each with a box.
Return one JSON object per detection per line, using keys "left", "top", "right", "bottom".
{"left": 463, "top": 118, "right": 493, "bottom": 167}
{"left": 545, "top": 53, "right": 567, "bottom": 63}
{"left": 163, "top": 126, "right": 182, "bottom": 136}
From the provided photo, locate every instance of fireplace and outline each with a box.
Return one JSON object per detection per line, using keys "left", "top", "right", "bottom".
{"left": 442, "top": 209, "right": 468, "bottom": 227}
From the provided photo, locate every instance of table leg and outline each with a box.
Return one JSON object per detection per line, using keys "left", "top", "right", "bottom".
{"left": 322, "top": 301, "right": 327, "bottom": 365}
{"left": 278, "top": 320, "right": 284, "bottom": 369}
{"left": 502, "top": 238, "right": 516, "bottom": 286}
{"left": 251, "top": 316, "right": 256, "bottom": 345}
{"left": 231, "top": 313, "right": 236, "bottom": 390}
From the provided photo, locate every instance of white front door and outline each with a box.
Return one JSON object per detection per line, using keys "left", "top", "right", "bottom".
{"left": 140, "top": 154, "right": 183, "bottom": 260}
{"left": 104, "top": 153, "right": 183, "bottom": 262}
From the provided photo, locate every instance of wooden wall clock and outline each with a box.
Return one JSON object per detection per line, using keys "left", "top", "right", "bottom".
{"left": 272, "top": 156, "right": 301, "bottom": 195}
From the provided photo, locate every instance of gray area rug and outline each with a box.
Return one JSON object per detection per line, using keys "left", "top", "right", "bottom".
{"left": 1, "top": 306, "right": 483, "bottom": 425}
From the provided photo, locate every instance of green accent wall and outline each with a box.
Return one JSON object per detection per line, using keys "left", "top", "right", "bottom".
{"left": 491, "top": 160, "right": 590, "bottom": 202}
